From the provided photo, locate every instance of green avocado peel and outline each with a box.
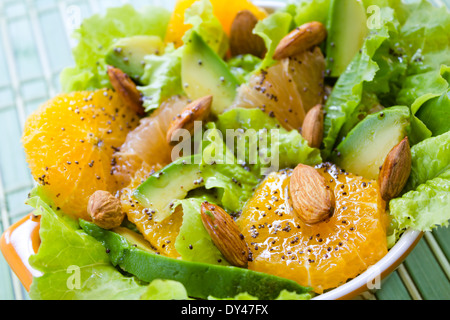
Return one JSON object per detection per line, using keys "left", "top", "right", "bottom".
{"left": 79, "top": 220, "right": 312, "bottom": 300}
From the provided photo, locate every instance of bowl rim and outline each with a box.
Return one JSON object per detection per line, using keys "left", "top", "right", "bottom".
{"left": 313, "top": 229, "right": 423, "bottom": 299}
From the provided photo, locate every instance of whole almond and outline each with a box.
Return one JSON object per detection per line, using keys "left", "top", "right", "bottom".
{"left": 166, "top": 95, "right": 213, "bottom": 144}
{"left": 200, "top": 202, "right": 249, "bottom": 268}
{"left": 290, "top": 164, "right": 335, "bottom": 225}
{"left": 107, "top": 65, "right": 145, "bottom": 116}
{"left": 378, "top": 137, "right": 412, "bottom": 202}
{"left": 273, "top": 21, "right": 327, "bottom": 60}
{"left": 301, "top": 104, "right": 324, "bottom": 149}
{"left": 88, "top": 190, "right": 125, "bottom": 230}
{"left": 230, "top": 10, "right": 266, "bottom": 58}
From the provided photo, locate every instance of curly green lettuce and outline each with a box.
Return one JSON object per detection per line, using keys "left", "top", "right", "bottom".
{"left": 322, "top": 6, "right": 395, "bottom": 158}
{"left": 215, "top": 108, "right": 322, "bottom": 175}
{"left": 253, "top": 11, "right": 293, "bottom": 71}
{"left": 388, "top": 132, "right": 450, "bottom": 244}
{"left": 138, "top": 45, "right": 185, "bottom": 112}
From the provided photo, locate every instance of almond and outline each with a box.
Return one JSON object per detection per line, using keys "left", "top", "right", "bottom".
{"left": 273, "top": 21, "right": 327, "bottom": 60}
{"left": 378, "top": 137, "right": 412, "bottom": 202}
{"left": 88, "top": 190, "right": 125, "bottom": 230}
{"left": 289, "top": 164, "right": 335, "bottom": 225}
{"left": 166, "top": 95, "right": 213, "bottom": 144}
{"left": 301, "top": 104, "right": 324, "bottom": 149}
{"left": 107, "top": 65, "right": 145, "bottom": 116}
{"left": 200, "top": 201, "right": 249, "bottom": 268}
{"left": 230, "top": 10, "right": 266, "bottom": 58}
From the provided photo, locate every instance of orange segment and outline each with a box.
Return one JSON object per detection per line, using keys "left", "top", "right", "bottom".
{"left": 236, "top": 164, "right": 388, "bottom": 293}
{"left": 165, "top": 0, "right": 267, "bottom": 47}
{"left": 22, "top": 89, "right": 139, "bottom": 220}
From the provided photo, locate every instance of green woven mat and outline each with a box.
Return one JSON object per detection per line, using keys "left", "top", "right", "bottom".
{"left": 0, "top": 0, "right": 449, "bottom": 300}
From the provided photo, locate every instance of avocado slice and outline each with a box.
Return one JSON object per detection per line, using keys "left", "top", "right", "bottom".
{"left": 105, "top": 35, "right": 164, "bottom": 83}
{"left": 182, "top": 31, "right": 240, "bottom": 116}
{"left": 325, "top": 0, "right": 368, "bottom": 77}
{"left": 112, "top": 227, "right": 157, "bottom": 254}
{"left": 80, "top": 220, "right": 312, "bottom": 300}
{"left": 332, "top": 107, "right": 411, "bottom": 180}
{"left": 133, "top": 156, "right": 204, "bottom": 222}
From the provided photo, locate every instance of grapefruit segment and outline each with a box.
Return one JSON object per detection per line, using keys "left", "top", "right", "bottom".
{"left": 231, "top": 47, "right": 326, "bottom": 132}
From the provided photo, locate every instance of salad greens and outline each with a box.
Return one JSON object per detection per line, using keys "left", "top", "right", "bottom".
{"left": 181, "top": 0, "right": 229, "bottom": 57}
{"left": 387, "top": 131, "right": 450, "bottom": 244}
{"left": 174, "top": 197, "right": 229, "bottom": 265}
{"left": 416, "top": 89, "right": 450, "bottom": 136}
{"left": 215, "top": 108, "right": 322, "bottom": 174}
{"left": 138, "top": 46, "right": 184, "bottom": 112}
{"left": 323, "top": 0, "right": 450, "bottom": 156}
{"left": 28, "top": 0, "right": 450, "bottom": 300}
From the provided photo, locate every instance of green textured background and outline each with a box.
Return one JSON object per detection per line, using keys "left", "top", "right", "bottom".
{"left": 0, "top": 0, "right": 449, "bottom": 300}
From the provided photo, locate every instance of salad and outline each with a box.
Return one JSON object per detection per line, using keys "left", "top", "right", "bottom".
{"left": 18, "top": 0, "right": 450, "bottom": 300}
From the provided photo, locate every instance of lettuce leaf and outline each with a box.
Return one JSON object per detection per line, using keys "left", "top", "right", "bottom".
{"left": 60, "top": 4, "right": 170, "bottom": 92}
{"left": 394, "top": 0, "right": 450, "bottom": 72}
{"left": 27, "top": 187, "right": 150, "bottom": 300}
{"left": 227, "top": 54, "right": 262, "bottom": 84}
{"left": 404, "top": 131, "right": 450, "bottom": 192}
{"left": 389, "top": 169, "right": 450, "bottom": 234}
{"left": 375, "top": 1, "right": 450, "bottom": 109}
{"left": 201, "top": 124, "right": 262, "bottom": 211}
{"left": 203, "top": 164, "right": 258, "bottom": 212}
{"left": 253, "top": 11, "right": 293, "bottom": 71}
{"left": 137, "top": 45, "right": 184, "bottom": 112}
{"left": 215, "top": 108, "right": 322, "bottom": 175}
{"left": 322, "top": 7, "right": 395, "bottom": 158}
{"left": 292, "top": 0, "right": 331, "bottom": 26}
{"left": 174, "top": 197, "right": 230, "bottom": 266}
{"left": 397, "top": 65, "right": 450, "bottom": 111}
{"left": 141, "top": 280, "right": 190, "bottom": 300}
{"left": 388, "top": 131, "right": 450, "bottom": 241}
